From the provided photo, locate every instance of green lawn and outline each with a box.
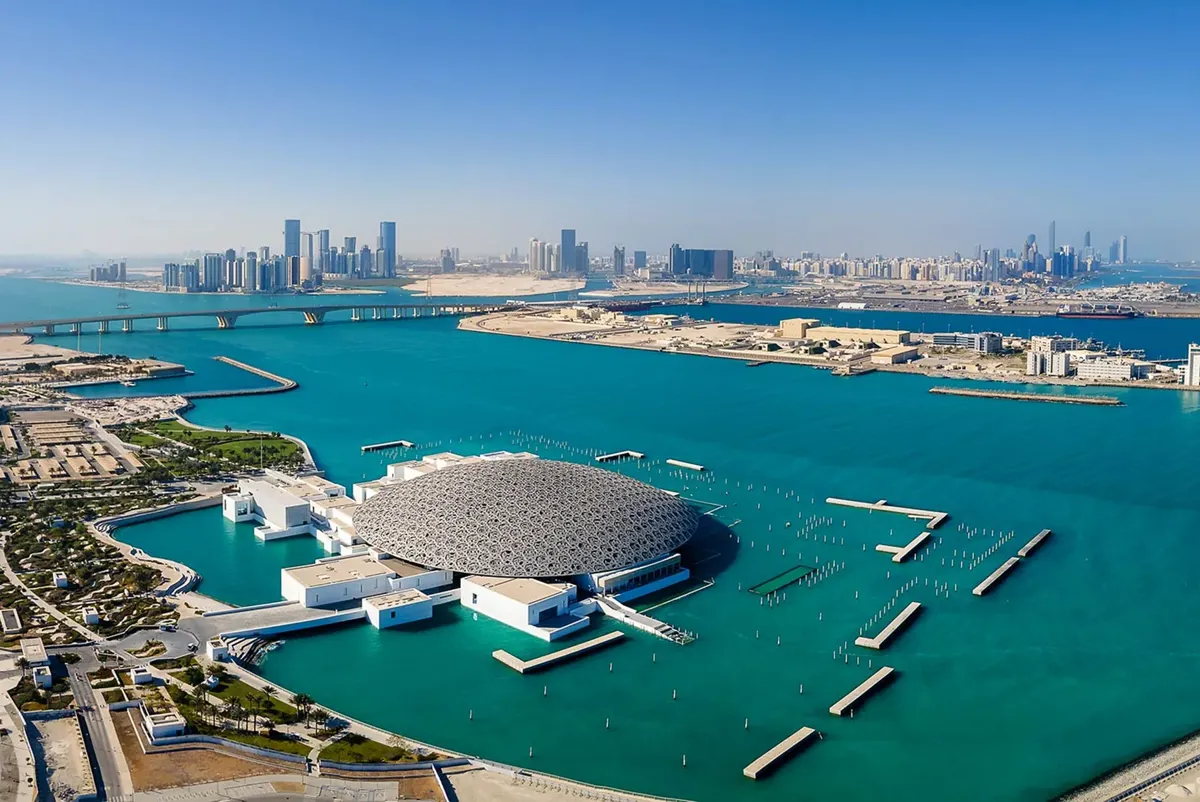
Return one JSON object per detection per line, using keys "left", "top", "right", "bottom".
{"left": 144, "top": 421, "right": 301, "bottom": 467}
{"left": 319, "top": 733, "right": 416, "bottom": 764}
{"left": 210, "top": 679, "right": 296, "bottom": 722}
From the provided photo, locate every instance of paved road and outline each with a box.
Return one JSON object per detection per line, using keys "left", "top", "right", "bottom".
{"left": 65, "top": 661, "right": 124, "bottom": 799}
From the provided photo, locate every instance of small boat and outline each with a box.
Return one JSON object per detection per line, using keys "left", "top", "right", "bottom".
{"left": 116, "top": 302, "right": 131, "bottom": 310}
{"left": 120, "top": 380, "right": 136, "bottom": 387}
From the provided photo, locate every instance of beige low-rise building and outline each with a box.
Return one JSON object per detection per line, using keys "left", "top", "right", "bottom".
{"left": 779, "top": 318, "right": 912, "bottom": 345}
{"left": 870, "top": 345, "right": 920, "bottom": 365}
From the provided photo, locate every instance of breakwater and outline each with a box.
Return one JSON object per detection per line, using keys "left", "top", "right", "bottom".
{"left": 181, "top": 356, "right": 298, "bottom": 399}
{"left": 929, "top": 387, "right": 1123, "bottom": 406}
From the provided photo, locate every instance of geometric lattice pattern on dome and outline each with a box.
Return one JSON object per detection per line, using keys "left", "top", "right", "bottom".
{"left": 352, "top": 459, "right": 700, "bottom": 578}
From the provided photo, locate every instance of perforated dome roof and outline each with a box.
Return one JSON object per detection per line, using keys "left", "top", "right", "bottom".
{"left": 352, "top": 459, "right": 699, "bottom": 577}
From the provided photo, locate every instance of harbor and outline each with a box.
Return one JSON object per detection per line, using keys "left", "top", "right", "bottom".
{"left": 742, "top": 727, "right": 820, "bottom": 780}
{"left": 854, "top": 601, "right": 922, "bottom": 650}
{"left": 829, "top": 667, "right": 897, "bottom": 717}
{"left": 929, "top": 386, "right": 1124, "bottom": 406}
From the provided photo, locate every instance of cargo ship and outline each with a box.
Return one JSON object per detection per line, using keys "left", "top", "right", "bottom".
{"left": 1056, "top": 303, "right": 1139, "bottom": 320}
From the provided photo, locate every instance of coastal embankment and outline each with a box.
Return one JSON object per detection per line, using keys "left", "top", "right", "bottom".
{"left": 928, "top": 387, "right": 1124, "bottom": 406}
{"left": 180, "top": 356, "right": 298, "bottom": 400}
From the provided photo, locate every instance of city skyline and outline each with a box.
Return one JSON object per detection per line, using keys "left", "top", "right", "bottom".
{"left": 1, "top": 1, "right": 1198, "bottom": 259}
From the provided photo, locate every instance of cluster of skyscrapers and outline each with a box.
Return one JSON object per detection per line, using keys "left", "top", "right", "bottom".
{"left": 526, "top": 230, "right": 727, "bottom": 280}
{"left": 162, "top": 219, "right": 399, "bottom": 293}
{"left": 527, "top": 230, "right": 590, "bottom": 276}
{"left": 88, "top": 261, "right": 126, "bottom": 283}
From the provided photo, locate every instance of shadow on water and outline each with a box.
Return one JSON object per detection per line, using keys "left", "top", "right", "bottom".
{"left": 680, "top": 514, "right": 740, "bottom": 580}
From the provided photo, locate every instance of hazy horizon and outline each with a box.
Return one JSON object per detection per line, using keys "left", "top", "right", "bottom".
{"left": 2, "top": 1, "right": 1197, "bottom": 260}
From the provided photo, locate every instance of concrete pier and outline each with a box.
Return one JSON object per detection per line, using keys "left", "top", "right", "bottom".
{"left": 595, "top": 450, "right": 645, "bottom": 463}
{"left": 825, "top": 497, "right": 948, "bottom": 529}
{"left": 972, "top": 557, "right": 1021, "bottom": 596}
{"left": 891, "top": 532, "right": 931, "bottom": 563}
{"left": 666, "top": 459, "right": 705, "bottom": 472}
{"left": 492, "top": 631, "right": 624, "bottom": 674}
{"left": 742, "top": 727, "right": 820, "bottom": 780}
{"left": 829, "top": 667, "right": 896, "bottom": 716}
{"left": 361, "top": 439, "right": 416, "bottom": 453}
{"left": 1017, "top": 528, "right": 1052, "bottom": 558}
{"left": 929, "top": 386, "right": 1123, "bottom": 406}
{"left": 854, "top": 602, "right": 922, "bottom": 650}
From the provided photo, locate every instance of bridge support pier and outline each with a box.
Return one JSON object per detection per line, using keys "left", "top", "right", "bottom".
{"left": 215, "top": 314, "right": 237, "bottom": 329}
{"left": 351, "top": 308, "right": 363, "bottom": 322}
{"left": 43, "top": 324, "right": 55, "bottom": 336}
{"left": 97, "top": 320, "right": 109, "bottom": 334}
{"left": 157, "top": 317, "right": 169, "bottom": 332}
{"left": 303, "top": 311, "right": 325, "bottom": 325}
{"left": 373, "top": 307, "right": 383, "bottom": 320}
{"left": 69, "top": 323, "right": 81, "bottom": 335}
{"left": 122, "top": 319, "right": 134, "bottom": 333}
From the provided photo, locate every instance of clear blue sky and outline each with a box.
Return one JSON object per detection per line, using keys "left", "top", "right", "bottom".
{"left": 1, "top": 0, "right": 1197, "bottom": 260}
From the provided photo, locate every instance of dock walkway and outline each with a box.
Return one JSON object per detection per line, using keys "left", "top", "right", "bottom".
{"left": 492, "top": 631, "right": 624, "bottom": 674}
{"left": 595, "top": 450, "right": 645, "bottom": 463}
{"left": 855, "top": 602, "right": 922, "bottom": 650}
{"left": 826, "top": 498, "right": 948, "bottom": 530}
{"left": 891, "top": 532, "right": 931, "bottom": 563}
{"left": 742, "top": 727, "right": 820, "bottom": 780}
{"left": 1018, "top": 528, "right": 1052, "bottom": 558}
{"left": 829, "top": 667, "right": 896, "bottom": 716}
{"left": 361, "top": 439, "right": 415, "bottom": 452}
{"left": 972, "top": 557, "right": 1020, "bottom": 596}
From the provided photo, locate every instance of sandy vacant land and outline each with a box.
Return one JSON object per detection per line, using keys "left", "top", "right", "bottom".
{"left": 31, "top": 717, "right": 95, "bottom": 799}
{"left": 444, "top": 766, "right": 660, "bottom": 802}
{"left": 113, "top": 711, "right": 280, "bottom": 791}
{"left": 0, "top": 334, "right": 83, "bottom": 360}
{"left": 406, "top": 275, "right": 585, "bottom": 297}
{"left": 580, "top": 280, "right": 747, "bottom": 298}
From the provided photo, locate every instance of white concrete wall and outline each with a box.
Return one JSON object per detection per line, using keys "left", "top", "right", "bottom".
{"left": 461, "top": 579, "right": 568, "bottom": 632}
{"left": 365, "top": 598, "right": 433, "bottom": 629}
{"left": 391, "top": 569, "right": 452, "bottom": 593}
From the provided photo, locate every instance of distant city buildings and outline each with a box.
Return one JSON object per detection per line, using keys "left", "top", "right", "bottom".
{"left": 668, "top": 245, "right": 734, "bottom": 280}
{"left": 284, "top": 219, "right": 301, "bottom": 259}
{"left": 379, "top": 221, "right": 397, "bottom": 279}
{"left": 612, "top": 246, "right": 625, "bottom": 276}
{"left": 88, "top": 261, "right": 126, "bottom": 283}
{"left": 560, "top": 229, "right": 577, "bottom": 274}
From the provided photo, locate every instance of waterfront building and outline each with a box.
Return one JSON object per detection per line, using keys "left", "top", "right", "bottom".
{"left": 528, "top": 238, "right": 543, "bottom": 274}
{"left": 379, "top": 221, "right": 397, "bottom": 278}
{"left": 440, "top": 248, "right": 456, "bottom": 273}
{"left": 1030, "top": 335, "right": 1081, "bottom": 354}
{"left": 634, "top": 250, "right": 647, "bottom": 270}
{"left": 284, "top": 219, "right": 301, "bottom": 259}
{"left": 245, "top": 252, "right": 258, "bottom": 292}
{"left": 780, "top": 318, "right": 912, "bottom": 346}
{"left": 613, "top": 246, "right": 625, "bottom": 276}
{"left": 1184, "top": 343, "right": 1200, "bottom": 386}
{"left": 668, "top": 245, "right": 735, "bottom": 279}
{"left": 561, "top": 229, "right": 576, "bottom": 274}
{"left": 1076, "top": 357, "right": 1151, "bottom": 381}
{"left": 870, "top": 346, "right": 920, "bottom": 365}
{"left": 281, "top": 552, "right": 451, "bottom": 608}
{"left": 575, "top": 241, "right": 589, "bottom": 275}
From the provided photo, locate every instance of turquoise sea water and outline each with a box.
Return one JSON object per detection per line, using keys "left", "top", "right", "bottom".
{"left": 4, "top": 276, "right": 1200, "bottom": 801}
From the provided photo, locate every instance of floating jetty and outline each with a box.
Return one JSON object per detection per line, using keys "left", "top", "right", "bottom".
{"left": 492, "top": 631, "right": 624, "bottom": 674}
{"left": 972, "top": 557, "right": 1021, "bottom": 596}
{"left": 891, "top": 532, "right": 931, "bottom": 563}
{"left": 748, "top": 564, "right": 816, "bottom": 595}
{"left": 929, "top": 386, "right": 1123, "bottom": 406}
{"left": 826, "top": 497, "right": 948, "bottom": 530}
{"left": 742, "top": 726, "right": 820, "bottom": 780}
{"left": 595, "top": 450, "right": 645, "bottom": 463}
{"left": 666, "top": 459, "right": 705, "bottom": 472}
{"left": 361, "top": 439, "right": 415, "bottom": 452}
{"left": 855, "top": 602, "right": 922, "bottom": 650}
{"left": 829, "top": 666, "right": 896, "bottom": 716}
{"left": 1017, "top": 528, "right": 1052, "bottom": 558}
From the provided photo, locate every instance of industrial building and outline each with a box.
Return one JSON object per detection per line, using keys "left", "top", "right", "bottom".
{"left": 778, "top": 318, "right": 912, "bottom": 345}
{"left": 931, "top": 332, "right": 1003, "bottom": 354}
{"left": 1183, "top": 343, "right": 1200, "bottom": 386}
{"left": 1075, "top": 357, "right": 1153, "bottom": 382}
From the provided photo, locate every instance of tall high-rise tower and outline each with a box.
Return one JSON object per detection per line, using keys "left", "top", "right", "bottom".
{"left": 1048, "top": 221, "right": 1056, "bottom": 256}
{"left": 379, "top": 222, "right": 397, "bottom": 278}
{"left": 1118, "top": 235, "right": 1128, "bottom": 264}
{"left": 284, "top": 219, "right": 301, "bottom": 259}
{"left": 612, "top": 245, "right": 625, "bottom": 276}
{"left": 560, "top": 229, "right": 576, "bottom": 274}
{"left": 1083, "top": 230, "right": 1091, "bottom": 248}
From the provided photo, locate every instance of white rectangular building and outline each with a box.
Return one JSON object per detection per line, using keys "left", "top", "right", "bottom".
{"left": 1184, "top": 343, "right": 1200, "bottom": 386}
{"left": 363, "top": 589, "right": 433, "bottom": 629}
{"left": 1076, "top": 357, "right": 1151, "bottom": 382}
{"left": 223, "top": 479, "right": 313, "bottom": 539}
{"left": 281, "top": 554, "right": 451, "bottom": 608}
{"left": 460, "top": 576, "right": 588, "bottom": 641}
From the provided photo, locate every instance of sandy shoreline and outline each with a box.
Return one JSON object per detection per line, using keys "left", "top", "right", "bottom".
{"left": 405, "top": 274, "right": 585, "bottom": 297}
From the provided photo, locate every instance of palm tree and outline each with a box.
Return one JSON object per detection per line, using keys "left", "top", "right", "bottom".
{"left": 15, "top": 657, "right": 28, "bottom": 680}
{"left": 223, "top": 699, "right": 244, "bottom": 732}
{"left": 311, "top": 708, "right": 329, "bottom": 733}
{"left": 261, "top": 684, "right": 277, "bottom": 717}
{"left": 291, "top": 693, "right": 314, "bottom": 728}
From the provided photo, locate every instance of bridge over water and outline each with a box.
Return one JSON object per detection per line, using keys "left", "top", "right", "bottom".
{"left": 0, "top": 302, "right": 514, "bottom": 335}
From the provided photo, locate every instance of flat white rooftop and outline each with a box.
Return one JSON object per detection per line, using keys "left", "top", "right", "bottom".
{"left": 20, "top": 637, "right": 48, "bottom": 664}
{"left": 466, "top": 576, "right": 564, "bottom": 605}
{"left": 241, "top": 479, "right": 308, "bottom": 508}
{"left": 285, "top": 554, "right": 430, "bottom": 589}
{"left": 364, "top": 589, "right": 430, "bottom": 610}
